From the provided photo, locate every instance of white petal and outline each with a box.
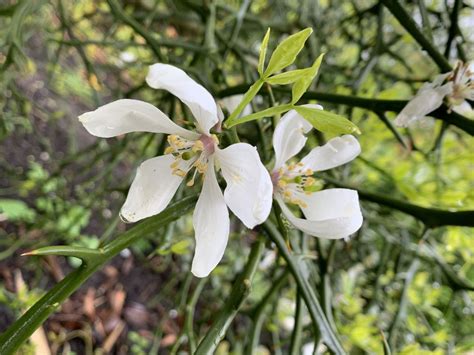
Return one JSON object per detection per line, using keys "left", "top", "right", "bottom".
{"left": 300, "top": 135, "right": 361, "bottom": 172}
{"left": 302, "top": 342, "right": 316, "bottom": 355}
{"left": 453, "top": 101, "right": 474, "bottom": 118}
{"left": 216, "top": 143, "right": 272, "bottom": 228}
{"left": 394, "top": 83, "right": 452, "bottom": 127}
{"left": 146, "top": 64, "right": 218, "bottom": 135}
{"left": 277, "top": 188, "right": 363, "bottom": 239}
{"left": 78, "top": 99, "right": 197, "bottom": 140}
{"left": 192, "top": 157, "right": 230, "bottom": 277}
{"left": 220, "top": 94, "right": 252, "bottom": 117}
{"left": 120, "top": 155, "right": 188, "bottom": 223}
{"left": 272, "top": 106, "right": 320, "bottom": 169}
{"left": 421, "top": 72, "right": 449, "bottom": 90}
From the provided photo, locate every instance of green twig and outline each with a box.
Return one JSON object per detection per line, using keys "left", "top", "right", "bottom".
{"left": 387, "top": 258, "right": 420, "bottom": 348}
{"left": 248, "top": 270, "right": 289, "bottom": 354}
{"left": 218, "top": 85, "right": 474, "bottom": 135}
{"left": 322, "top": 175, "right": 474, "bottom": 228}
{"left": 263, "top": 220, "right": 346, "bottom": 355}
{"left": 380, "top": 0, "right": 451, "bottom": 72}
{"left": 0, "top": 196, "right": 197, "bottom": 354}
{"left": 444, "top": 0, "right": 462, "bottom": 58}
{"left": 106, "top": 0, "right": 163, "bottom": 60}
{"left": 195, "top": 239, "right": 265, "bottom": 355}
{"left": 289, "top": 289, "right": 305, "bottom": 354}
{"left": 185, "top": 278, "right": 207, "bottom": 353}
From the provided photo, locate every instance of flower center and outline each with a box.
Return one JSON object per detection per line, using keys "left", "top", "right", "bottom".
{"left": 165, "top": 134, "right": 219, "bottom": 186}
{"left": 273, "top": 163, "right": 322, "bottom": 208}
{"left": 446, "top": 61, "right": 473, "bottom": 105}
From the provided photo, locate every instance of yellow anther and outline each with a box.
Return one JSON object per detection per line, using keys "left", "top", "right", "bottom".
{"left": 168, "top": 135, "right": 178, "bottom": 144}
{"left": 164, "top": 147, "right": 174, "bottom": 154}
{"left": 170, "top": 160, "right": 181, "bottom": 169}
{"left": 284, "top": 190, "right": 292, "bottom": 198}
{"left": 173, "top": 169, "right": 187, "bottom": 177}
{"left": 194, "top": 160, "right": 208, "bottom": 174}
{"left": 278, "top": 180, "right": 287, "bottom": 188}
{"left": 290, "top": 198, "right": 307, "bottom": 208}
{"left": 305, "top": 169, "right": 313, "bottom": 176}
{"left": 211, "top": 134, "right": 219, "bottom": 144}
{"left": 192, "top": 140, "right": 204, "bottom": 152}
{"left": 305, "top": 177, "right": 315, "bottom": 186}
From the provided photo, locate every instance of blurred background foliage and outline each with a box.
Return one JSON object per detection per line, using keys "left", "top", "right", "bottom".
{"left": 0, "top": 0, "right": 473, "bottom": 353}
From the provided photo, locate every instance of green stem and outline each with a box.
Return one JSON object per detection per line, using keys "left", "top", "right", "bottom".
{"left": 263, "top": 220, "right": 346, "bottom": 355}
{"left": 0, "top": 196, "right": 197, "bottom": 354}
{"left": 185, "top": 278, "right": 207, "bottom": 353}
{"left": 380, "top": 0, "right": 451, "bottom": 72}
{"left": 322, "top": 176, "right": 474, "bottom": 228}
{"left": 225, "top": 79, "right": 265, "bottom": 127}
{"left": 195, "top": 239, "right": 264, "bottom": 355}
{"left": 444, "top": 0, "right": 462, "bottom": 58}
{"left": 106, "top": 0, "right": 163, "bottom": 60}
{"left": 248, "top": 270, "right": 289, "bottom": 354}
{"left": 289, "top": 289, "right": 304, "bottom": 354}
{"left": 387, "top": 258, "right": 420, "bottom": 348}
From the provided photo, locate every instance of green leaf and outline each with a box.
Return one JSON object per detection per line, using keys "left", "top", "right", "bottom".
{"left": 265, "top": 68, "right": 311, "bottom": 85}
{"left": 295, "top": 106, "right": 361, "bottom": 135}
{"left": 170, "top": 240, "right": 191, "bottom": 255}
{"left": 224, "top": 79, "right": 264, "bottom": 126}
{"left": 226, "top": 104, "right": 293, "bottom": 128}
{"left": 22, "top": 246, "right": 102, "bottom": 264}
{"left": 292, "top": 53, "right": 325, "bottom": 103}
{"left": 0, "top": 199, "right": 36, "bottom": 222}
{"left": 258, "top": 28, "right": 270, "bottom": 76}
{"left": 263, "top": 28, "right": 313, "bottom": 77}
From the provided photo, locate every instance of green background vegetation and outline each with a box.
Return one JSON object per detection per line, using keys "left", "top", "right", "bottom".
{"left": 0, "top": 0, "right": 473, "bottom": 353}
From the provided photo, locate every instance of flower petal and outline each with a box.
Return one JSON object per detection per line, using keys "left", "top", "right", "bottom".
{"left": 192, "top": 157, "right": 230, "bottom": 277}
{"left": 146, "top": 64, "right": 218, "bottom": 134}
{"left": 300, "top": 135, "right": 360, "bottom": 172}
{"left": 272, "top": 106, "right": 318, "bottom": 169}
{"left": 394, "top": 83, "right": 452, "bottom": 127}
{"left": 216, "top": 143, "right": 273, "bottom": 229}
{"left": 120, "top": 155, "right": 188, "bottom": 223}
{"left": 453, "top": 101, "right": 474, "bottom": 118}
{"left": 277, "top": 188, "right": 363, "bottom": 239}
{"left": 78, "top": 99, "right": 198, "bottom": 140}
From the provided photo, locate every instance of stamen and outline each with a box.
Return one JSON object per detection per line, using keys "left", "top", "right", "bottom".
{"left": 275, "top": 161, "right": 323, "bottom": 208}
{"left": 165, "top": 133, "right": 215, "bottom": 186}
{"left": 187, "top": 168, "right": 199, "bottom": 187}
{"left": 173, "top": 169, "right": 187, "bottom": 177}
{"left": 192, "top": 140, "right": 204, "bottom": 152}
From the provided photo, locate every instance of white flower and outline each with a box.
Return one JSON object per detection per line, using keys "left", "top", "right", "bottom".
{"left": 395, "top": 61, "right": 474, "bottom": 127}
{"left": 79, "top": 64, "right": 273, "bottom": 277}
{"left": 271, "top": 105, "right": 363, "bottom": 239}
